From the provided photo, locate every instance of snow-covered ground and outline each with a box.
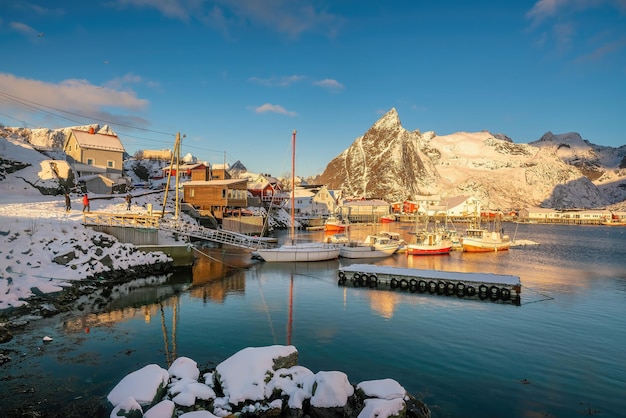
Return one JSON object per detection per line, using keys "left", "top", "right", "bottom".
{"left": 107, "top": 344, "right": 416, "bottom": 418}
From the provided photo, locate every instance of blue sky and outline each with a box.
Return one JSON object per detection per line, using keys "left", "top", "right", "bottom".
{"left": 1, "top": 1, "right": 625, "bottom": 177}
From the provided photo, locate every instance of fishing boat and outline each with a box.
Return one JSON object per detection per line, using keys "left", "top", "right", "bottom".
{"left": 601, "top": 215, "right": 626, "bottom": 226}
{"left": 324, "top": 215, "right": 351, "bottom": 232}
{"left": 380, "top": 214, "right": 396, "bottom": 223}
{"left": 461, "top": 213, "right": 511, "bottom": 252}
{"left": 338, "top": 235, "right": 400, "bottom": 259}
{"left": 406, "top": 231, "right": 453, "bottom": 255}
{"left": 253, "top": 131, "right": 340, "bottom": 262}
{"left": 405, "top": 213, "right": 453, "bottom": 255}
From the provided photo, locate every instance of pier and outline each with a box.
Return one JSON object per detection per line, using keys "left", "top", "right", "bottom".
{"left": 338, "top": 264, "right": 521, "bottom": 304}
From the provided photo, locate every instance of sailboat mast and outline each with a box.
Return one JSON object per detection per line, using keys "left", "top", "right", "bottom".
{"left": 291, "top": 130, "right": 296, "bottom": 245}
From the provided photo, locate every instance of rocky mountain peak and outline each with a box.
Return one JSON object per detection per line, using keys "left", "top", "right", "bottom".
{"left": 318, "top": 109, "right": 625, "bottom": 209}
{"left": 371, "top": 108, "right": 402, "bottom": 131}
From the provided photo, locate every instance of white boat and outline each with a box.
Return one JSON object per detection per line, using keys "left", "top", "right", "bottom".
{"left": 339, "top": 235, "right": 400, "bottom": 259}
{"left": 254, "top": 131, "right": 340, "bottom": 262}
{"left": 461, "top": 213, "right": 511, "bottom": 252}
{"left": 461, "top": 227, "right": 511, "bottom": 252}
{"left": 254, "top": 242, "right": 341, "bottom": 262}
{"left": 324, "top": 233, "right": 350, "bottom": 244}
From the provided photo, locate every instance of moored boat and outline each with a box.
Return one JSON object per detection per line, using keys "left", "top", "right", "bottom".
{"left": 324, "top": 215, "right": 351, "bottom": 232}
{"left": 254, "top": 131, "right": 339, "bottom": 262}
{"left": 338, "top": 235, "right": 400, "bottom": 259}
{"left": 406, "top": 231, "right": 453, "bottom": 255}
{"left": 380, "top": 214, "right": 396, "bottom": 223}
{"left": 461, "top": 227, "right": 511, "bottom": 252}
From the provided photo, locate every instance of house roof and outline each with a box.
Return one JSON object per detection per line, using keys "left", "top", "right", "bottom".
{"left": 71, "top": 129, "right": 125, "bottom": 152}
{"left": 441, "top": 195, "right": 474, "bottom": 208}
{"left": 163, "top": 163, "right": 207, "bottom": 171}
{"left": 183, "top": 179, "right": 247, "bottom": 187}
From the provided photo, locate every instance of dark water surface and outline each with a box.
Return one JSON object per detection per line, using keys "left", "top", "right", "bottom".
{"left": 1, "top": 223, "right": 625, "bottom": 417}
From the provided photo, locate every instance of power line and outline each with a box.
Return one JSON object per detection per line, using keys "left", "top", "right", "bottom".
{"left": 0, "top": 90, "right": 175, "bottom": 137}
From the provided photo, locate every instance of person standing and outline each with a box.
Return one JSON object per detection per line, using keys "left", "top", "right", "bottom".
{"left": 64, "top": 192, "right": 71, "bottom": 212}
{"left": 125, "top": 194, "right": 132, "bottom": 210}
{"left": 82, "top": 194, "right": 90, "bottom": 212}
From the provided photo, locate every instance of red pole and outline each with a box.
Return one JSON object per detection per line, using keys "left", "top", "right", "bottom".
{"left": 291, "top": 130, "right": 296, "bottom": 245}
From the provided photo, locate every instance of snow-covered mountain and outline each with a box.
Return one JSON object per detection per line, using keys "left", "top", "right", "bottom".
{"left": 3, "top": 112, "right": 625, "bottom": 210}
{"left": 317, "top": 108, "right": 626, "bottom": 209}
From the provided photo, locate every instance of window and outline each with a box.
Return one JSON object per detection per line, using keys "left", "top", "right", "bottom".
{"left": 86, "top": 158, "right": 94, "bottom": 165}
{"left": 107, "top": 160, "right": 115, "bottom": 168}
{"left": 222, "top": 189, "right": 226, "bottom": 198}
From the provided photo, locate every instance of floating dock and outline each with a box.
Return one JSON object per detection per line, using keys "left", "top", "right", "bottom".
{"left": 338, "top": 264, "right": 521, "bottom": 304}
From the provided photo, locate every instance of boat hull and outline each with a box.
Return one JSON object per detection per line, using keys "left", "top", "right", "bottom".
{"left": 324, "top": 224, "right": 348, "bottom": 232}
{"left": 254, "top": 244, "right": 339, "bottom": 262}
{"left": 339, "top": 244, "right": 398, "bottom": 259}
{"left": 406, "top": 245, "right": 452, "bottom": 255}
{"left": 462, "top": 240, "right": 511, "bottom": 252}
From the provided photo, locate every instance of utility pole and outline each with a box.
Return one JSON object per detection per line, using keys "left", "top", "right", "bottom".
{"left": 161, "top": 132, "right": 182, "bottom": 219}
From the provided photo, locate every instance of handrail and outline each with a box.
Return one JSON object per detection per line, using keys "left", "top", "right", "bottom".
{"left": 83, "top": 212, "right": 274, "bottom": 250}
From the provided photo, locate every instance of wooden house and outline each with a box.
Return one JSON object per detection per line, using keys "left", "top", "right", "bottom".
{"left": 182, "top": 179, "right": 248, "bottom": 219}
{"left": 63, "top": 127, "right": 128, "bottom": 193}
{"left": 247, "top": 174, "right": 284, "bottom": 204}
{"left": 163, "top": 163, "right": 209, "bottom": 180}
{"left": 311, "top": 185, "right": 336, "bottom": 215}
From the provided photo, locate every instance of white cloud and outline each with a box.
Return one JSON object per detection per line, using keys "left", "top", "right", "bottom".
{"left": 248, "top": 75, "right": 305, "bottom": 87}
{"left": 313, "top": 79, "right": 344, "bottom": 92}
{"left": 114, "top": 0, "right": 342, "bottom": 38}
{"left": 9, "top": 21, "right": 37, "bottom": 36}
{"left": 115, "top": 0, "right": 190, "bottom": 21}
{"left": 0, "top": 73, "right": 149, "bottom": 127}
{"left": 253, "top": 103, "right": 297, "bottom": 116}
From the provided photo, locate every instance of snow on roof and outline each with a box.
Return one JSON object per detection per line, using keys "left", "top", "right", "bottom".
{"left": 71, "top": 129, "right": 125, "bottom": 152}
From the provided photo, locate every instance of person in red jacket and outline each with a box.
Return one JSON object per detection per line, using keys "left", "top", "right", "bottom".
{"left": 82, "top": 194, "right": 90, "bottom": 212}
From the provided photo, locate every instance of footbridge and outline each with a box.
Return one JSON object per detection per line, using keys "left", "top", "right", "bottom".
{"left": 82, "top": 213, "right": 276, "bottom": 250}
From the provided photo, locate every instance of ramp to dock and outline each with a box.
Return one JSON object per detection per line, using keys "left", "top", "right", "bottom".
{"left": 83, "top": 212, "right": 275, "bottom": 250}
{"left": 158, "top": 219, "right": 275, "bottom": 250}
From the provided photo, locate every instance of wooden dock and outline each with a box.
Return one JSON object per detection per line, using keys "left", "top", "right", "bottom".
{"left": 338, "top": 264, "right": 521, "bottom": 304}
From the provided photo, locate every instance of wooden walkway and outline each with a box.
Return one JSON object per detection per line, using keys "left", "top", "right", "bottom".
{"left": 83, "top": 213, "right": 275, "bottom": 250}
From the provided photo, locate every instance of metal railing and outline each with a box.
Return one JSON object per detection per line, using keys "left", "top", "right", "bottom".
{"left": 83, "top": 212, "right": 274, "bottom": 250}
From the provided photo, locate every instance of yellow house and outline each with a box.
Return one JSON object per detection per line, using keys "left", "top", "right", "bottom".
{"left": 63, "top": 127, "right": 126, "bottom": 179}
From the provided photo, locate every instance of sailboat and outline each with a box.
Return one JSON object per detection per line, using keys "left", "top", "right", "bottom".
{"left": 253, "top": 131, "right": 340, "bottom": 262}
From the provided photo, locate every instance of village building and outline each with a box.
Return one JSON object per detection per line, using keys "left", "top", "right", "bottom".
{"left": 210, "top": 163, "right": 231, "bottom": 181}
{"left": 141, "top": 149, "right": 173, "bottom": 161}
{"left": 162, "top": 162, "right": 210, "bottom": 180}
{"left": 340, "top": 198, "right": 390, "bottom": 223}
{"left": 310, "top": 185, "right": 336, "bottom": 215}
{"left": 182, "top": 179, "right": 248, "bottom": 219}
{"left": 284, "top": 188, "right": 316, "bottom": 216}
{"left": 247, "top": 174, "right": 284, "bottom": 205}
{"left": 63, "top": 127, "right": 128, "bottom": 193}
{"left": 440, "top": 195, "right": 482, "bottom": 220}
{"left": 518, "top": 207, "right": 611, "bottom": 224}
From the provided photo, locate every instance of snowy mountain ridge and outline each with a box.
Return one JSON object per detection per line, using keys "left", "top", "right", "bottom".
{"left": 317, "top": 108, "right": 626, "bottom": 210}
{"left": 2, "top": 112, "right": 625, "bottom": 210}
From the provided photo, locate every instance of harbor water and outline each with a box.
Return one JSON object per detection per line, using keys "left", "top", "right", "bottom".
{"left": 1, "top": 222, "right": 625, "bottom": 417}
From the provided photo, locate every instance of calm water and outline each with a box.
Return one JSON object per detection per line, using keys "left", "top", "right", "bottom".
{"left": 1, "top": 223, "right": 625, "bottom": 417}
